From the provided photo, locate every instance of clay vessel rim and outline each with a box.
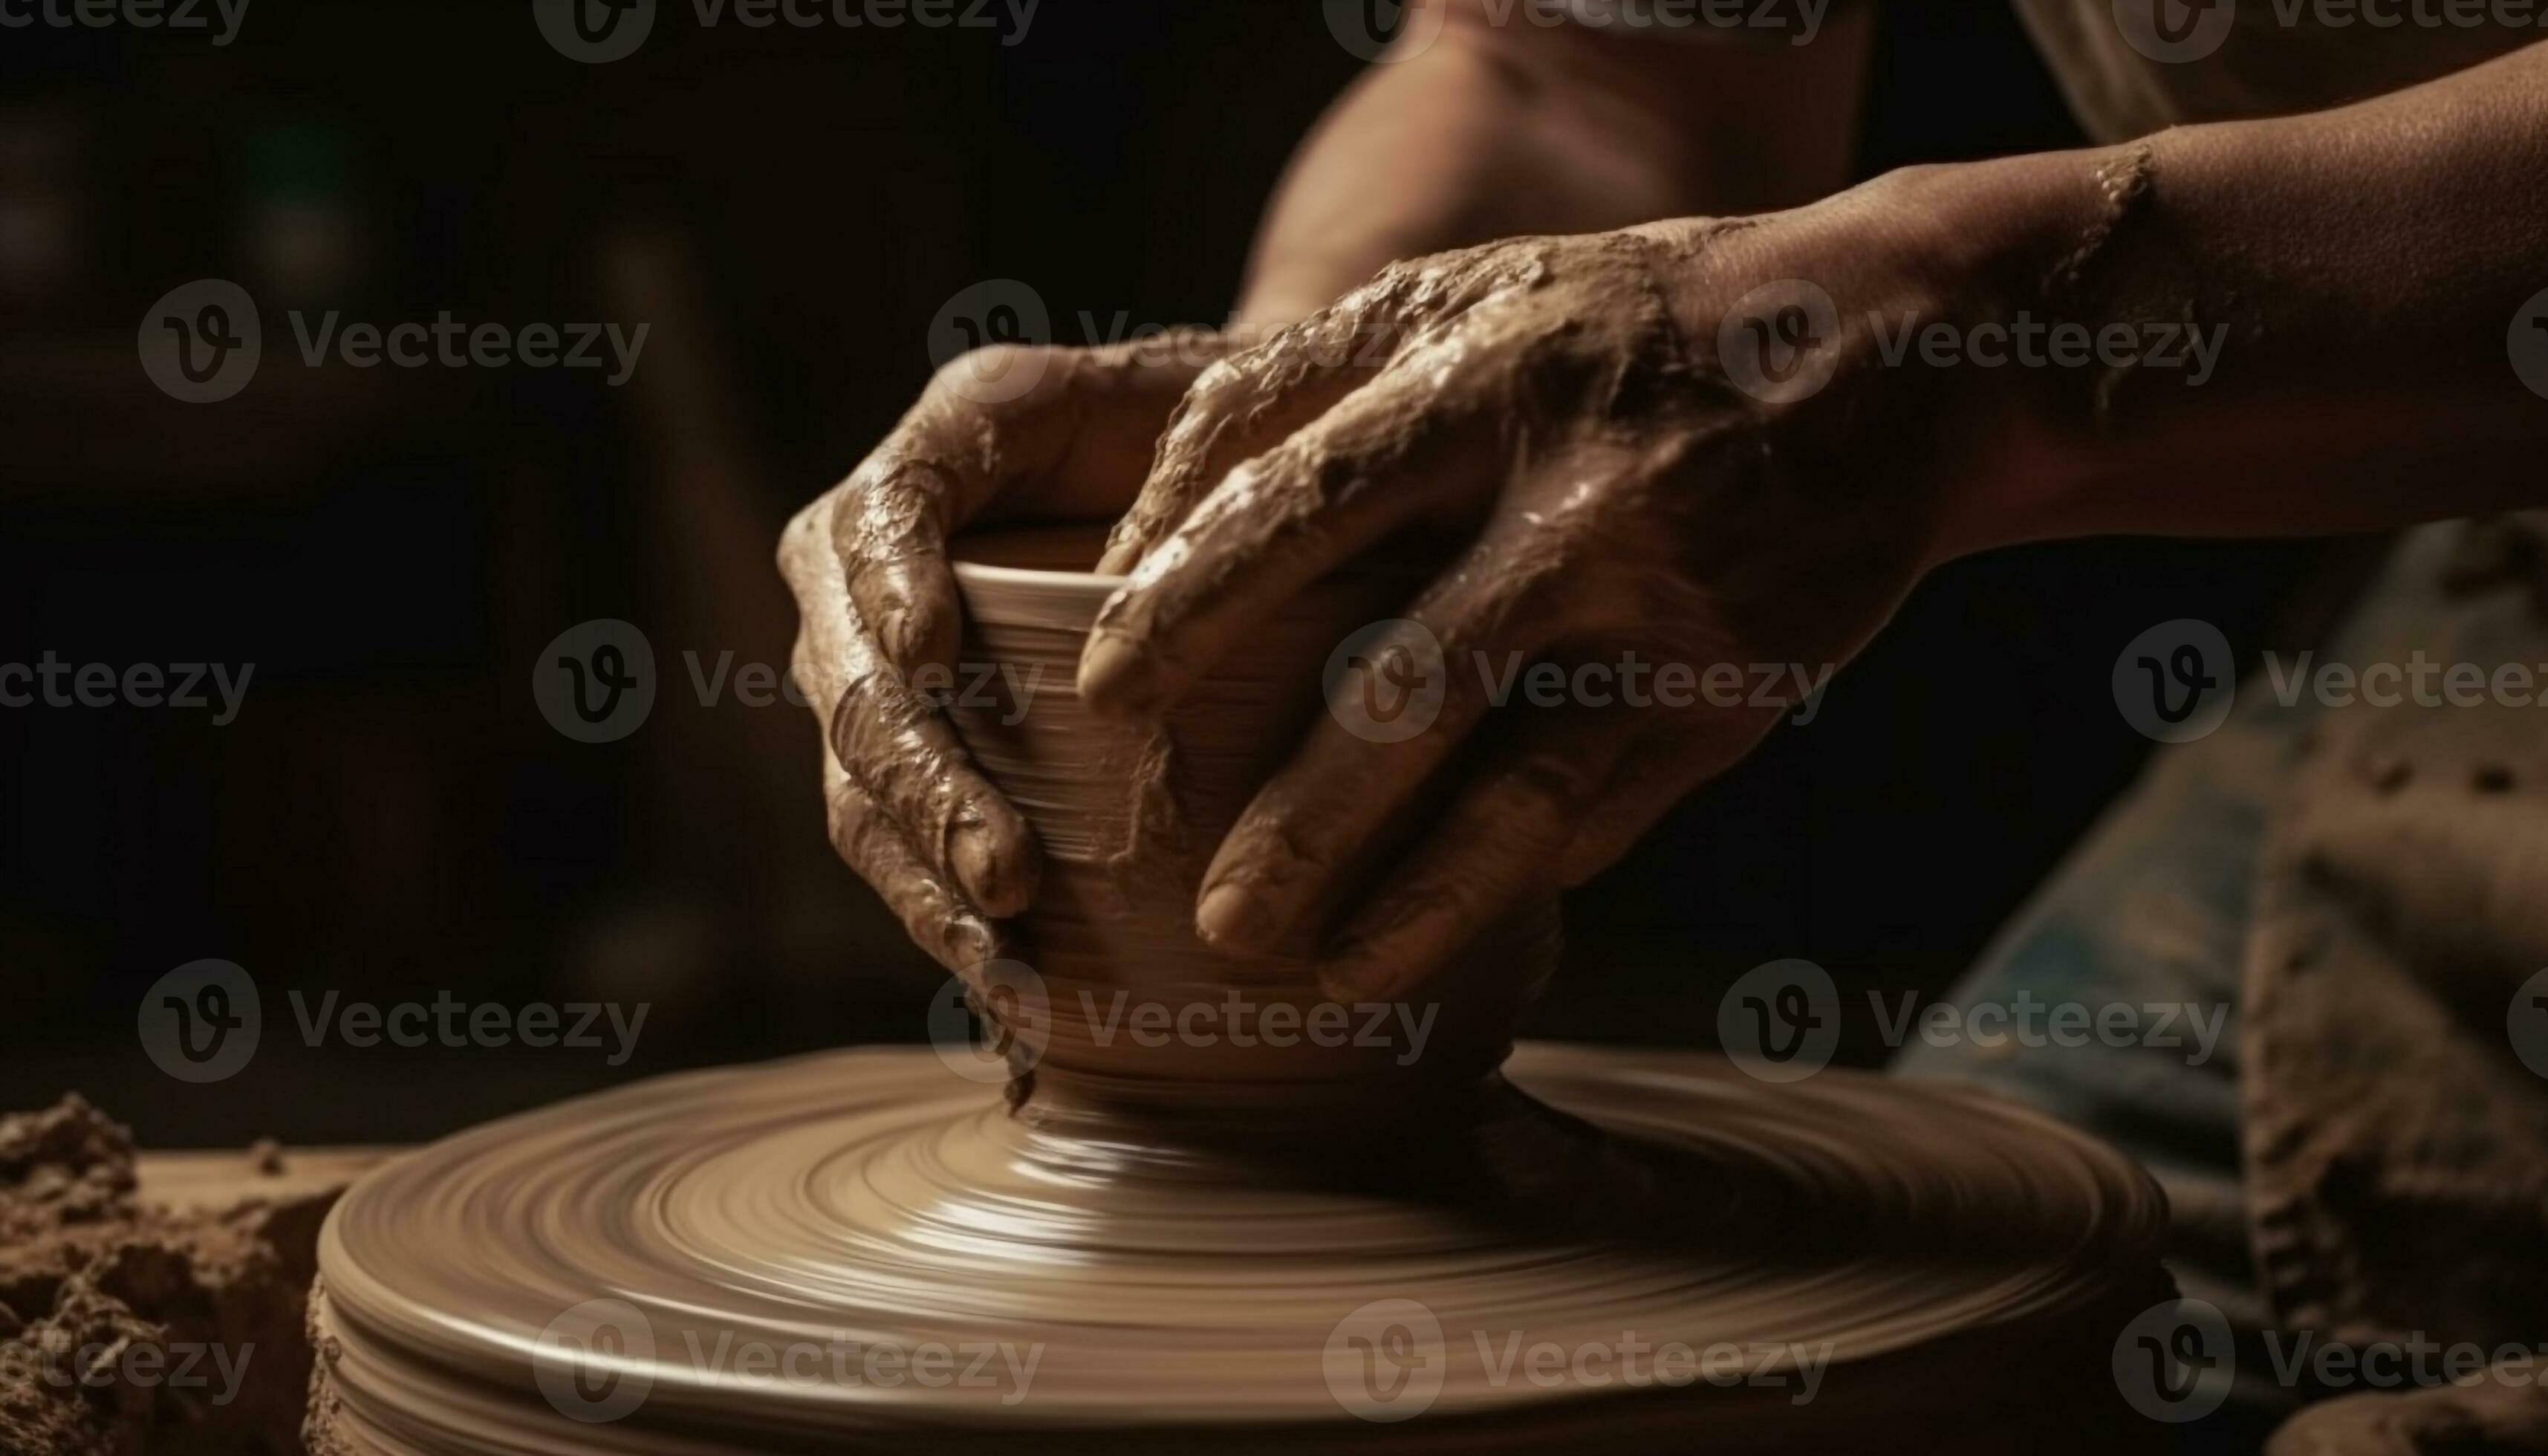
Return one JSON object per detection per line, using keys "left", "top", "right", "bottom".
{"left": 949, "top": 551, "right": 1125, "bottom": 631}
{"left": 948, "top": 557, "right": 1128, "bottom": 596}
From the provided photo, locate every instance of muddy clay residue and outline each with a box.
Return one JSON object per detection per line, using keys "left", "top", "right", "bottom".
{"left": 0, "top": 1096, "right": 345, "bottom": 1456}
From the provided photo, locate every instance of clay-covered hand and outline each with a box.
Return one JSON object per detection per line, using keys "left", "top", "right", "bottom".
{"left": 1079, "top": 187, "right": 1999, "bottom": 1001}
{"left": 2267, "top": 1379, "right": 2548, "bottom": 1454}
{"left": 781, "top": 334, "right": 1236, "bottom": 971}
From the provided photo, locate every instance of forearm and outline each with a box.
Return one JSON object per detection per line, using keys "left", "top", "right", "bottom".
{"left": 1235, "top": 1, "right": 1871, "bottom": 330}
{"left": 1928, "top": 41, "right": 2548, "bottom": 559}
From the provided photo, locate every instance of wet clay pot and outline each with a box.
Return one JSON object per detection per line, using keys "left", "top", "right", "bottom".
{"left": 943, "top": 525, "right": 1557, "bottom": 1121}
{"left": 305, "top": 531, "right": 2176, "bottom": 1455}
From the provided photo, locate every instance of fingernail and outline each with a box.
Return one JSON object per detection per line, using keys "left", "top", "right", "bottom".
{"left": 942, "top": 914, "right": 999, "bottom": 972}
{"left": 1077, "top": 628, "right": 1157, "bottom": 715}
{"left": 1195, "top": 883, "right": 1274, "bottom": 951}
{"left": 952, "top": 823, "right": 1036, "bottom": 918}
{"left": 951, "top": 824, "right": 1000, "bottom": 903}
{"left": 880, "top": 609, "right": 917, "bottom": 669}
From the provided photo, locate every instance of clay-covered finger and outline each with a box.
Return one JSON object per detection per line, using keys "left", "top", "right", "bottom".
{"left": 847, "top": 339, "right": 1233, "bottom": 667}
{"left": 1189, "top": 536, "right": 1577, "bottom": 955}
{"left": 1317, "top": 714, "right": 1639, "bottom": 1004}
{"left": 785, "top": 495, "right": 1039, "bottom": 914}
{"left": 829, "top": 631, "right": 1040, "bottom": 917}
{"left": 1096, "top": 303, "right": 1398, "bottom": 574}
{"left": 1078, "top": 340, "right": 1507, "bottom": 718}
{"left": 823, "top": 752, "right": 1007, "bottom": 974}
{"left": 836, "top": 354, "right": 1069, "bottom": 674}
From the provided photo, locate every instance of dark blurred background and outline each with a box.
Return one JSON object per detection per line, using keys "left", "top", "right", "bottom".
{"left": 1, "top": 0, "right": 2340, "bottom": 1145}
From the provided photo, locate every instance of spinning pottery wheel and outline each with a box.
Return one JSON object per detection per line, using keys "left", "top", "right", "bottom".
{"left": 307, "top": 531, "right": 2174, "bottom": 1453}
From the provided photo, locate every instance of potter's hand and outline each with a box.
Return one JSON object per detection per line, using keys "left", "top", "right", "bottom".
{"left": 781, "top": 335, "right": 1234, "bottom": 970}
{"left": 1079, "top": 195, "right": 1989, "bottom": 1001}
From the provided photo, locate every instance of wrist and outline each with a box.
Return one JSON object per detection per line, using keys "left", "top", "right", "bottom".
{"left": 1633, "top": 157, "right": 2122, "bottom": 569}
{"left": 1875, "top": 145, "right": 2179, "bottom": 563}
